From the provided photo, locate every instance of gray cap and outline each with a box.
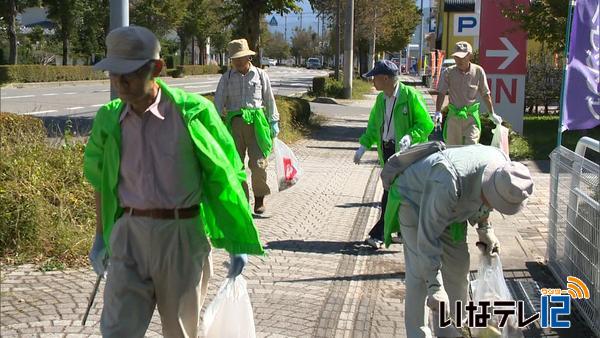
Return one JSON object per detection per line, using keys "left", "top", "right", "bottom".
{"left": 94, "top": 26, "right": 160, "bottom": 74}
{"left": 482, "top": 161, "right": 534, "bottom": 215}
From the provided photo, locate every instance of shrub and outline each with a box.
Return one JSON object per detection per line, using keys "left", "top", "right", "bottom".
{"left": 0, "top": 112, "right": 95, "bottom": 266}
{"left": 312, "top": 77, "right": 326, "bottom": 96}
{"left": 0, "top": 65, "right": 107, "bottom": 84}
{"left": 176, "top": 64, "right": 221, "bottom": 76}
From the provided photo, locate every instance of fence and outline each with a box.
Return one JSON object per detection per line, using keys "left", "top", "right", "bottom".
{"left": 547, "top": 137, "right": 600, "bottom": 334}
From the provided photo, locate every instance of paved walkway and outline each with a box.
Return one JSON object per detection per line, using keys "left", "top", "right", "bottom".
{"left": 0, "top": 86, "right": 594, "bottom": 337}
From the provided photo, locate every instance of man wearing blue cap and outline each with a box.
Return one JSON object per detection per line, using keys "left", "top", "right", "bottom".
{"left": 354, "top": 60, "right": 434, "bottom": 248}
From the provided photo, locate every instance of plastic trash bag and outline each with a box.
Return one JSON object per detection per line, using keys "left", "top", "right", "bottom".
{"left": 471, "top": 254, "right": 523, "bottom": 338}
{"left": 273, "top": 138, "right": 302, "bottom": 191}
{"left": 202, "top": 277, "right": 256, "bottom": 338}
{"left": 491, "top": 124, "right": 510, "bottom": 157}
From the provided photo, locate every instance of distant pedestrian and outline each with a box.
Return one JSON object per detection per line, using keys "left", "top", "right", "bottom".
{"left": 214, "top": 38, "right": 280, "bottom": 214}
{"left": 354, "top": 60, "right": 434, "bottom": 249}
{"left": 435, "top": 41, "right": 502, "bottom": 145}
{"left": 84, "top": 26, "right": 262, "bottom": 337}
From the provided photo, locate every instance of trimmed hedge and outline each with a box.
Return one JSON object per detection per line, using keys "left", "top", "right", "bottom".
{"left": 0, "top": 65, "right": 107, "bottom": 84}
{"left": 176, "top": 64, "right": 220, "bottom": 76}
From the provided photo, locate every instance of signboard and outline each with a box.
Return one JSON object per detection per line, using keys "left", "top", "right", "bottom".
{"left": 479, "top": 0, "right": 528, "bottom": 133}
{"left": 453, "top": 13, "right": 478, "bottom": 36}
{"left": 269, "top": 16, "right": 278, "bottom": 26}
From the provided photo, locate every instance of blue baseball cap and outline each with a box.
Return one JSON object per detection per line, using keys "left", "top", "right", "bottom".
{"left": 363, "top": 60, "right": 398, "bottom": 78}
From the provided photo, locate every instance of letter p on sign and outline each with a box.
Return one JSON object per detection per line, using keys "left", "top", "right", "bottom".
{"left": 454, "top": 14, "right": 478, "bottom": 36}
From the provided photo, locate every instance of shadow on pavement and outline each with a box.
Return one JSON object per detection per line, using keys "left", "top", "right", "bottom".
{"left": 264, "top": 240, "right": 400, "bottom": 256}
{"left": 276, "top": 272, "right": 405, "bottom": 284}
{"left": 306, "top": 145, "right": 362, "bottom": 151}
{"left": 310, "top": 125, "right": 365, "bottom": 143}
{"left": 335, "top": 202, "right": 380, "bottom": 208}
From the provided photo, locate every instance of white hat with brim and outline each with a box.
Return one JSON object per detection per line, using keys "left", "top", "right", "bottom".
{"left": 93, "top": 25, "right": 161, "bottom": 74}
{"left": 451, "top": 41, "right": 473, "bottom": 59}
{"left": 482, "top": 161, "right": 534, "bottom": 215}
{"left": 228, "top": 39, "right": 256, "bottom": 59}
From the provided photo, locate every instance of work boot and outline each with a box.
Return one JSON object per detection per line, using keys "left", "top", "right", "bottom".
{"left": 254, "top": 196, "right": 266, "bottom": 214}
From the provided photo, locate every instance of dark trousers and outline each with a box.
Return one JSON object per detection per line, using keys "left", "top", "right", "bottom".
{"left": 368, "top": 141, "right": 396, "bottom": 240}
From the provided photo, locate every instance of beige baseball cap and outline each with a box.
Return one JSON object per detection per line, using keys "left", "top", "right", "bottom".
{"left": 93, "top": 26, "right": 160, "bottom": 74}
{"left": 451, "top": 41, "right": 473, "bottom": 58}
{"left": 228, "top": 39, "right": 256, "bottom": 59}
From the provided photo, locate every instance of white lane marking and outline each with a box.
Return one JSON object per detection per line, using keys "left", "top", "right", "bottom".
{"left": 66, "top": 106, "right": 85, "bottom": 110}
{"left": 91, "top": 104, "right": 104, "bottom": 107}
{"left": 42, "top": 93, "right": 59, "bottom": 96}
{"left": 2, "top": 95, "right": 35, "bottom": 99}
{"left": 23, "top": 110, "right": 57, "bottom": 115}
{"left": 64, "top": 92, "right": 77, "bottom": 95}
{"left": 184, "top": 84, "right": 214, "bottom": 89}
{"left": 169, "top": 81, "right": 219, "bottom": 87}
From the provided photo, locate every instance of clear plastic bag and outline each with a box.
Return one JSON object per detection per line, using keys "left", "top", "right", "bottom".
{"left": 491, "top": 124, "right": 510, "bottom": 157}
{"left": 471, "top": 254, "right": 523, "bottom": 338}
{"left": 273, "top": 138, "right": 302, "bottom": 191}
{"left": 202, "top": 277, "right": 256, "bottom": 338}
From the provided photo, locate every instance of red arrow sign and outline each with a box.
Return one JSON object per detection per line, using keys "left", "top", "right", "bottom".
{"left": 479, "top": 0, "right": 528, "bottom": 75}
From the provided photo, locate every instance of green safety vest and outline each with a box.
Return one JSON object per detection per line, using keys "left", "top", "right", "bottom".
{"left": 83, "top": 78, "right": 264, "bottom": 255}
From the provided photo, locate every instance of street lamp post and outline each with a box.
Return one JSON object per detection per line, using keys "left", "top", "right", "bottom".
{"left": 109, "top": 0, "right": 129, "bottom": 100}
{"left": 343, "top": 0, "right": 354, "bottom": 99}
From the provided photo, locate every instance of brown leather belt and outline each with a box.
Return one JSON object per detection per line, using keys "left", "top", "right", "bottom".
{"left": 123, "top": 205, "right": 199, "bottom": 219}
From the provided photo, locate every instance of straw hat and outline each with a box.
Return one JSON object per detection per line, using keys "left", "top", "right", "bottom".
{"left": 228, "top": 39, "right": 256, "bottom": 59}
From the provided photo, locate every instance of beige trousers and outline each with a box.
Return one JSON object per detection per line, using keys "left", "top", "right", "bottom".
{"left": 231, "top": 116, "right": 271, "bottom": 198}
{"left": 445, "top": 115, "right": 480, "bottom": 145}
{"left": 101, "top": 214, "right": 212, "bottom": 338}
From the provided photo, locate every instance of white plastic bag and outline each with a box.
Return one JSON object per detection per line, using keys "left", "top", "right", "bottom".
{"left": 273, "top": 138, "right": 302, "bottom": 191}
{"left": 491, "top": 124, "right": 510, "bottom": 157}
{"left": 202, "top": 277, "right": 256, "bottom": 338}
{"left": 471, "top": 255, "right": 523, "bottom": 338}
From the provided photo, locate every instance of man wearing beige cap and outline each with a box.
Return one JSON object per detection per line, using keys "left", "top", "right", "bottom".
{"left": 435, "top": 41, "right": 502, "bottom": 145}
{"left": 214, "top": 38, "right": 279, "bottom": 214}
{"left": 381, "top": 144, "right": 533, "bottom": 337}
{"left": 84, "top": 26, "right": 263, "bottom": 337}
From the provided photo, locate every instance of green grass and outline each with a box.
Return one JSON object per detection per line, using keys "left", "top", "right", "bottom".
{"left": 311, "top": 78, "right": 373, "bottom": 100}
{"left": 516, "top": 115, "right": 600, "bottom": 160}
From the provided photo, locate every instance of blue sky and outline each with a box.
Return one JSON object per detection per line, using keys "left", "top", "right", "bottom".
{"left": 267, "top": 0, "right": 431, "bottom": 41}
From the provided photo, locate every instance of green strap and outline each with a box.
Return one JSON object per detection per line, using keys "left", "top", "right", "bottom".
{"left": 384, "top": 186, "right": 403, "bottom": 247}
{"left": 226, "top": 108, "right": 273, "bottom": 158}
{"left": 443, "top": 103, "right": 481, "bottom": 142}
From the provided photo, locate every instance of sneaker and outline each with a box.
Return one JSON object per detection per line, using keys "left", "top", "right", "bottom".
{"left": 365, "top": 237, "right": 383, "bottom": 249}
{"left": 391, "top": 235, "right": 403, "bottom": 244}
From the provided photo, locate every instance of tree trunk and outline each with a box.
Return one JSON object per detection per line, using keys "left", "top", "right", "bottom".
{"left": 8, "top": 0, "right": 17, "bottom": 64}
{"left": 242, "top": 2, "right": 262, "bottom": 52}
{"left": 178, "top": 31, "right": 186, "bottom": 66}
{"left": 191, "top": 37, "right": 195, "bottom": 65}
{"left": 62, "top": 33, "right": 69, "bottom": 65}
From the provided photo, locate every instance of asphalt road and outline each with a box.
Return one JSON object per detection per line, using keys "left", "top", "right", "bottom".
{"left": 0, "top": 66, "right": 328, "bottom": 119}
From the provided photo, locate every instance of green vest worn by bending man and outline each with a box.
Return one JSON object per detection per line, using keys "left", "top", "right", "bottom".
{"left": 83, "top": 78, "right": 264, "bottom": 255}
{"left": 358, "top": 82, "right": 434, "bottom": 166}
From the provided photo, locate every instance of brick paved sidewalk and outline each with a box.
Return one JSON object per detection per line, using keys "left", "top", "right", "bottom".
{"left": 0, "top": 85, "right": 594, "bottom": 337}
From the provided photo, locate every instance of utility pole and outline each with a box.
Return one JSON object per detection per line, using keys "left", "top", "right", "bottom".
{"left": 109, "top": 0, "right": 129, "bottom": 100}
{"left": 285, "top": 16, "right": 287, "bottom": 41}
{"left": 343, "top": 0, "right": 354, "bottom": 99}
{"left": 334, "top": 0, "right": 341, "bottom": 80}
{"left": 418, "top": 0, "right": 424, "bottom": 75}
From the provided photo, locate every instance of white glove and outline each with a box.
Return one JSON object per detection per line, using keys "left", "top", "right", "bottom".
{"left": 89, "top": 234, "right": 108, "bottom": 277}
{"left": 353, "top": 145, "right": 366, "bottom": 164}
{"left": 477, "top": 227, "right": 500, "bottom": 256}
{"left": 490, "top": 112, "right": 502, "bottom": 125}
{"left": 399, "top": 134, "right": 412, "bottom": 152}
{"left": 427, "top": 287, "right": 451, "bottom": 318}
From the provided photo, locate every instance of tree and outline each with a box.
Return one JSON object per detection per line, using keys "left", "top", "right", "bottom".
{"left": 264, "top": 32, "right": 290, "bottom": 60}
{"left": 44, "top": 0, "right": 85, "bottom": 65}
{"left": 0, "top": 0, "right": 39, "bottom": 64}
{"left": 130, "top": 0, "right": 190, "bottom": 39}
{"left": 73, "top": 0, "right": 108, "bottom": 63}
{"left": 223, "top": 0, "right": 301, "bottom": 52}
{"left": 502, "top": 0, "right": 568, "bottom": 53}
{"left": 290, "top": 27, "right": 318, "bottom": 64}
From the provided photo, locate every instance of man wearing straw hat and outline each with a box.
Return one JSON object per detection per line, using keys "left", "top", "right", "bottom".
{"left": 214, "top": 38, "right": 279, "bottom": 215}
{"left": 85, "top": 26, "right": 262, "bottom": 337}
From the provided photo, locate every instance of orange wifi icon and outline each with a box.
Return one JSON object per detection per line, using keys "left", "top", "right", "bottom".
{"left": 565, "top": 276, "right": 590, "bottom": 299}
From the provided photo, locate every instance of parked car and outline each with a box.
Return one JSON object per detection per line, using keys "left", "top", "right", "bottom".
{"left": 306, "top": 57, "right": 322, "bottom": 69}
{"left": 260, "top": 56, "right": 270, "bottom": 67}
{"left": 268, "top": 58, "right": 277, "bottom": 66}
{"left": 391, "top": 57, "right": 400, "bottom": 67}
{"left": 440, "top": 58, "right": 456, "bottom": 73}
